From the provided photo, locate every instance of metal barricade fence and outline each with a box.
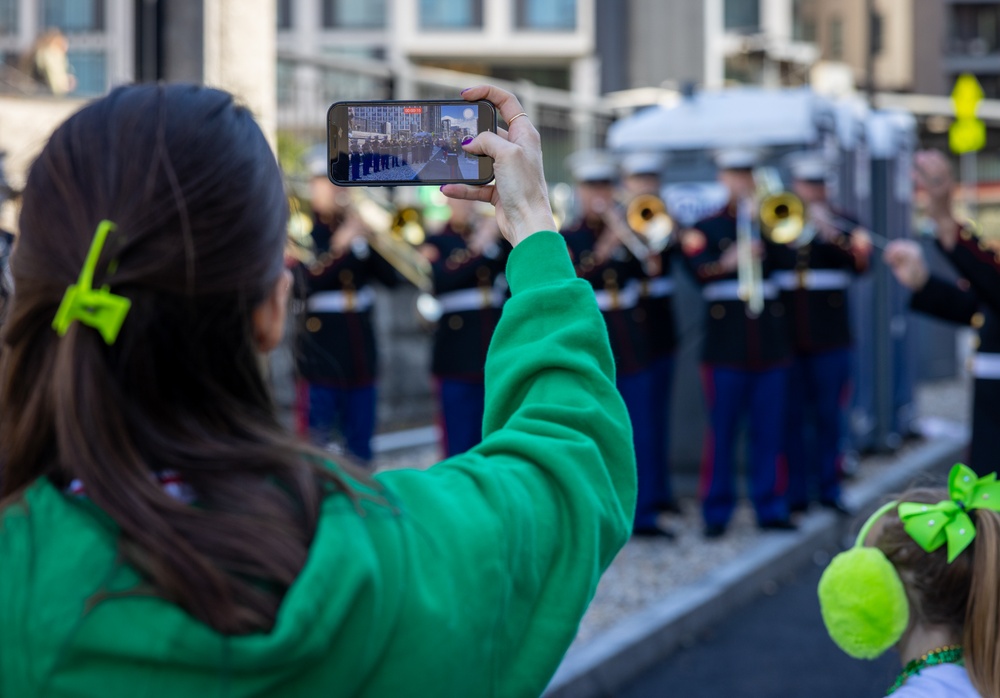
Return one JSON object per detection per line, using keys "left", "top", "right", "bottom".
{"left": 275, "top": 51, "right": 613, "bottom": 188}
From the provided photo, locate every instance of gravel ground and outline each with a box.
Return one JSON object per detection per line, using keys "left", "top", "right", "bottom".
{"left": 367, "top": 375, "right": 973, "bottom": 649}
{"left": 572, "top": 375, "right": 972, "bottom": 647}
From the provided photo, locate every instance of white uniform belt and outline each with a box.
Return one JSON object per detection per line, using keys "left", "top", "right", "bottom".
{"left": 306, "top": 287, "right": 376, "bottom": 313}
{"left": 644, "top": 276, "right": 675, "bottom": 298}
{"left": 772, "top": 269, "right": 852, "bottom": 291}
{"left": 972, "top": 353, "right": 1000, "bottom": 380}
{"left": 594, "top": 284, "right": 640, "bottom": 312}
{"left": 436, "top": 287, "right": 504, "bottom": 314}
{"left": 702, "top": 279, "right": 778, "bottom": 302}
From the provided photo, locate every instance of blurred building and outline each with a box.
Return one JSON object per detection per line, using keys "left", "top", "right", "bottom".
{"left": 0, "top": 0, "right": 275, "bottom": 183}
{"left": 611, "top": 0, "right": 818, "bottom": 93}
{"left": 797, "top": 0, "right": 1000, "bottom": 99}
{"left": 277, "top": 0, "right": 599, "bottom": 96}
{"left": 0, "top": 0, "right": 130, "bottom": 95}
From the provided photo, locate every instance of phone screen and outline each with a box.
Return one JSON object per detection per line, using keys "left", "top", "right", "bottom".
{"left": 327, "top": 100, "right": 496, "bottom": 186}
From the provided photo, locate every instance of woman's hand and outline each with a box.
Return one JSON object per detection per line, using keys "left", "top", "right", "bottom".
{"left": 440, "top": 85, "right": 557, "bottom": 248}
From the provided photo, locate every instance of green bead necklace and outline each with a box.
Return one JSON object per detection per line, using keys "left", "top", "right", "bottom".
{"left": 886, "top": 645, "right": 964, "bottom": 695}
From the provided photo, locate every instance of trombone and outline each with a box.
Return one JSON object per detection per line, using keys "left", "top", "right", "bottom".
{"left": 346, "top": 190, "right": 434, "bottom": 293}
{"left": 759, "top": 192, "right": 807, "bottom": 245}
{"left": 737, "top": 188, "right": 808, "bottom": 316}
{"left": 736, "top": 196, "right": 764, "bottom": 318}
{"left": 599, "top": 195, "right": 676, "bottom": 274}
{"left": 284, "top": 191, "right": 434, "bottom": 293}
{"left": 626, "top": 194, "right": 675, "bottom": 253}
{"left": 285, "top": 195, "right": 318, "bottom": 265}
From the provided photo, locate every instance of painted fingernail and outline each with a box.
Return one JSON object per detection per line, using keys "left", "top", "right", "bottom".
{"left": 461, "top": 87, "right": 472, "bottom": 94}
{"left": 439, "top": 185, "right": 447, "bottom": 191}
{"left": 461, "top": 136, "right": 474, "bottom": 145}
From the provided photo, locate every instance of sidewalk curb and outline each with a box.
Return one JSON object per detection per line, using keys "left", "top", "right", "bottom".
{"left": 544, "top": 436, "right": 967, "bottom": 698}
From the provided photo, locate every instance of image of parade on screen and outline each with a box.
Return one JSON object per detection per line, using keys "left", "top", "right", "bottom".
{"left": 344, "top": 104, "right": 485, "bottom": 183}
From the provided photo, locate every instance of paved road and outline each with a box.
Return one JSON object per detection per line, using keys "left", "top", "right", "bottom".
{"left": 618, "top": 551, "right": 901, "bottom": 698}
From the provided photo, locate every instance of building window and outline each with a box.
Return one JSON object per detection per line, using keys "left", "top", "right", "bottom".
{"left": 515, "top": 0, "right": 576, "bottom": 30}
{"left": 68, "top": 50, "right": 106, "bottom": 94}
{"left": 869, "top": 12, "right": 883, "bottom": 56}
{"left": 792, "top": 0, "right": 816, "bottom": 42}
{"left": 829, "top": 17, "right": 843, "bottom": 60}
{"left": 0, "top": 0, "right": 16, "bottom": 37}
{"left": 420, "top": 0, "right": 483, "bottom": 29}
{"left": 276, "top": 59, "right": 294, "bottom": 105}
{"left": 950, "top": 4, "right": 1000, "bottom": 56}
{"left": 724, "top": 0, "right": 760, "bottom": 33}
{"left": 43, "top": 0, "right": 104, "bottom": 32}
{"left": 278, "top": 0, "right": 293, "bottom": 30}
{"left": 322, "top": 0, "right": 386, "bottom": 29}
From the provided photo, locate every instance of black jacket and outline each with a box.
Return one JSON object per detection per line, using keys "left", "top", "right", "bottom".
{"left": 683, "top": 206, "right": 791, "bottom": 369}
{"left": 424, "top": 220, "right": 510, "bottom": 380}
{"left": 294, "top": 214, "right": 399, "bottom": 388}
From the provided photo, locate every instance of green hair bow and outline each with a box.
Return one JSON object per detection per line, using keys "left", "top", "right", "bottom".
{"left": 898, "top": 463, "right": 1000, "bottom": 563}
{"left": 52, "top": 220, "right": 131, "bottom": 345}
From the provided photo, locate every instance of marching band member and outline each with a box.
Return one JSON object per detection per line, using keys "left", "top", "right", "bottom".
{"left": 773, "top": 153, "right": 871, "bottom": 516}
{"left": 886, "top": 239, "right": 1000, "bottom": 472}
{"left": 561, "top": 151, "right": 669, "bottom": 538}
{"left": 914, "top": 149, "right": 1000, "bottom": 314}
{"left": 621, "top": 151, "right": 680, "bottom": 515}
{"left": 293, "top": 158, "right": 399, "bottom": 463}
{"left": 682, "top": 147, "right": 795, "bottom": 538}
{"left": 421, "top": 197, "right": 510, "bottom": 456}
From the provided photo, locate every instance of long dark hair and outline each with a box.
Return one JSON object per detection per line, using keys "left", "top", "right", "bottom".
{"left": 1, "top": 83, "right": 360, "bottom": 634}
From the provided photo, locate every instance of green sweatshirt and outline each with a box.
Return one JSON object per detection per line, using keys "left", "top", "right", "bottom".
{"left": 0, "top": 231, "right": 637, "bottom": 697}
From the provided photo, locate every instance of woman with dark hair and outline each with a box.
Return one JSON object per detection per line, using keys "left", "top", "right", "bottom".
{"left": 0, "top": 82, "right": 635, "bottom": 696}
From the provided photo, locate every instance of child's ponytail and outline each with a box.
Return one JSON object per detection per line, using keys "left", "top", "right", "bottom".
{"left": 964, "top": 508, "right": 1000, "bottom": 698}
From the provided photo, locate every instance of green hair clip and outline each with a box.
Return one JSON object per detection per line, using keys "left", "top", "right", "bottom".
{"left": 899, "top": 463, "right": 1000, "bottom": 563}
{"left": 52, "top": 220, "right": 131, "bottom": 345}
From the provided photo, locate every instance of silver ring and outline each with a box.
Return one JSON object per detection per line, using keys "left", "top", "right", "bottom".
{"left": 507, "top": 112, "right": 528, "bottom": 126}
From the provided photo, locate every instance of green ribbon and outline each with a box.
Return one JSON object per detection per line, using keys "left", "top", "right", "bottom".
{"left": 52, "top": 220, "right": 131, "bottom": 345}
{"left": 898, "top": 463, "right": 1000, "bottom": 563}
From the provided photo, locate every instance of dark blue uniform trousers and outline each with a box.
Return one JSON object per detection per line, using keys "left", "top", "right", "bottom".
{"left": 649, "top": 355, "right": 676, "bottom": 508}
{"left": 437, "top": 378, "right": 486, "bottom": 457}
{"left": 303, "top": 383, "right": 376, "bottom": 463}
{"left": 785, "top": 348, "right": 851, "bottom": 508}
{"left": 700, "top": 364, "right": 790, "bottom": 528}
{"left": 618, "top": 368, "right": 662, "bottom": 530}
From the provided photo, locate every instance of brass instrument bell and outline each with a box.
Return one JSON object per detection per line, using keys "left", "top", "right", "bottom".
{"left": 285, "top": 195, "right": 318, "bottom": 264}
{"left": 625, "top": 194, "right": 674, "bottom": 253}
{"left": 759, "top": 192, "right": 805, "bottom": 245}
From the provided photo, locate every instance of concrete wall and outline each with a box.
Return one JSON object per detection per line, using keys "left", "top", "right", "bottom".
{"left": 627, "top": 0, "right": 705, "bottom": 89}
{"left": 808, "top": 0, "right": 915, "bottom": 92}
{"left": 912, "top": 0, "right": 947, "bottom": 96}
{"left": 161, "top": 0, "right": 277, "bottom": 145}
{"left": 0, "top": 94, "right": 87, "bottom": 230}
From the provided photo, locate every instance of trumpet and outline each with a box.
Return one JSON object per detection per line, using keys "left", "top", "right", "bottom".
{"left": 626, "top": 194, "right": 675, "bottom": 253}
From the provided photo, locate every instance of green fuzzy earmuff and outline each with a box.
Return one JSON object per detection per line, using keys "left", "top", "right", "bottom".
{"left": 817, "top": 501, "right": 910, "bottom": 659}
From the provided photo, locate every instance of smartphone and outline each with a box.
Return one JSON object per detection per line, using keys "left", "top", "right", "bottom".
{"left": 327, "top": 100, "right": 497, "bottom": 186}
